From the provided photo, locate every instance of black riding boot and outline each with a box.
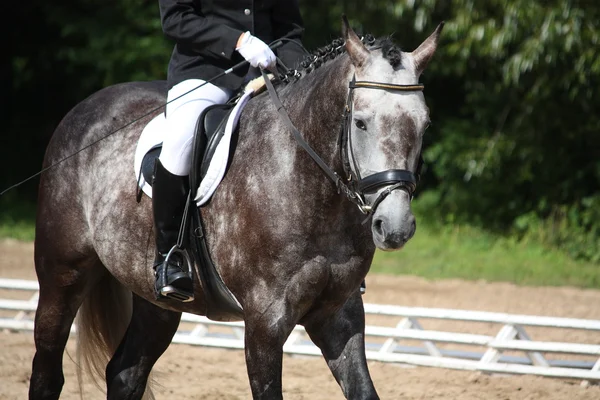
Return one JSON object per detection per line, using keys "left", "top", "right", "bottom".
{"left": 152, "top": 159, "right": 194, "bottom": 302}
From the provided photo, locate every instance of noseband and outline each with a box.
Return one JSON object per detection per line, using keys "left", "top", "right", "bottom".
{"left": 262, "top": 70, "right": 424, "bottom": 215}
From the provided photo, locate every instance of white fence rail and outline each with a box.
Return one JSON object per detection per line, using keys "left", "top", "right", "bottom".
{"left": 2, "top": 278, "right": 600, "bottom": 382}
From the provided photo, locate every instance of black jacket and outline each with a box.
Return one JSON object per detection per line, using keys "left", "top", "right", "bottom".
{"left": 159, "top": 0, "right": 305, "bottom": 90}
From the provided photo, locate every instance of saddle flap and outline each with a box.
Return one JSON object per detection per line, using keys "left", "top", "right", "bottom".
{"left": 141, "top": 145, "right": 162, "bottom": 185}
{"left": 189, "top": 103, "right": 235, "bottom": 192}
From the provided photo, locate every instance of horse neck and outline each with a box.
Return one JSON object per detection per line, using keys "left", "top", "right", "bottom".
{"left": 272, "top": 57, "right": 367, "bottom": 225}
{"left": 234, "top": 57, "right": 363, "bottom": 225}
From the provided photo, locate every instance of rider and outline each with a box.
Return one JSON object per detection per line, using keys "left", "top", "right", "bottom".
{"left": 154, "top": 1, "right": 305, "bottom": 302}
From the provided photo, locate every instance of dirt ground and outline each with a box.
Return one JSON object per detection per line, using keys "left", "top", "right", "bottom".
{"left": 1, "top": 239, "right": 600, "bottom": 399}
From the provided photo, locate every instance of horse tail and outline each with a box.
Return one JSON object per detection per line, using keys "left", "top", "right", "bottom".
{"left": 75, "top": 273, "right": 155, "bottom": 399}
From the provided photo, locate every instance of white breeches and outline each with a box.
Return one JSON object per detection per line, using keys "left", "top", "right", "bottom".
{"left": 159, "top": 79, "right": 233, "bottom": 176}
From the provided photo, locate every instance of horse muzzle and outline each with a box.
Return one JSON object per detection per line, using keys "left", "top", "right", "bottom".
{"left": 370, "top": 190, "right": 416, "bottom": 251}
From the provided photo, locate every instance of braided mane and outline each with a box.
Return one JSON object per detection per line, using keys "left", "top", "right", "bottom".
{"left": 280, "top": 34, "right": 404, "bottom": 84}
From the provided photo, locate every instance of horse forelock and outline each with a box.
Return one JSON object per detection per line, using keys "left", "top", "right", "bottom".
{"left": 377, "top": 37, "right": 404, "bottom": 70}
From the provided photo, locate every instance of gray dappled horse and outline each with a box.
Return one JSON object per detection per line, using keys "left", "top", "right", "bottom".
{"left": 30, "top": 19, "right": 442, "bottom": 400}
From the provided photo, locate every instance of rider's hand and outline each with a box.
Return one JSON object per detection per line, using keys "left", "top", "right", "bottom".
{"left": 236, "top": 32, "right": 276, "bottom": 71}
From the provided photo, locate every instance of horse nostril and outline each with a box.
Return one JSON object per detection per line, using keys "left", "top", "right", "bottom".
{"left": 373, "top": 218, "right": 384, "bottom": 236}
{"left": 408, "top": 219, "right": 417, "bottom": 240}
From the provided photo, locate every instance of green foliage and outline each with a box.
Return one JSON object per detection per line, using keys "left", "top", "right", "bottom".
{"left": 3, "top": 1, "right": 172, "bottom": 197}
{"left": 372, "top": 200, "right": 600, "bottom": 288}
{"left": 392, "top": 0, "right": 600, "bottom": 261}
{"left": 43, "top": 0, "right": 170, "bottom": 91}
{"left": 515, "top": 195, "right": 600, "bottom": 262}
{"left": 0, "top": 195, "right": 36, "bottom": 242}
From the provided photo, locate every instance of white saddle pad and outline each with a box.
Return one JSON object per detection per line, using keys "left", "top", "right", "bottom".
{"left": 134, "top": 89, "right": 254, "bottom": 206}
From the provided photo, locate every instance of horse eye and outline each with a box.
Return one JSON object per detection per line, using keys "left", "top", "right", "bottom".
{"left": 355, "top": 119, "right": 367, "bottom": 131}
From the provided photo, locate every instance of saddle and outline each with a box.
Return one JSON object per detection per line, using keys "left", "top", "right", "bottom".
{"left": 138, "top": 101, "right": 244, "bottom": 321}
{"left": 139, "top": 103, "right": 234, "bottom": 192}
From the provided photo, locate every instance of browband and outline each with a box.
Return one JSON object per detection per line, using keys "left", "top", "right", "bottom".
{"left": 350, "top": 81, "right": 424, "bottom": 91}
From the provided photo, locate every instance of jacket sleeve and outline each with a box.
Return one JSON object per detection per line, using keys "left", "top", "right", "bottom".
{"left": 271, "top": 0, "right": 306, "bottom": 69}
{"left": 159, "top": 0, "right": 243, "bottom": 60}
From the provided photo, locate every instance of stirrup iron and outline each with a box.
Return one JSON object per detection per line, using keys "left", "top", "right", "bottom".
{"left": 158, "top": 245, "right": 194, "bottom": 302}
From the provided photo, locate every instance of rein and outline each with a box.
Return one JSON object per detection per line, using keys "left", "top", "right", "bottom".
{"left": 261, "top": 69, "right": 424, "bottom": 216}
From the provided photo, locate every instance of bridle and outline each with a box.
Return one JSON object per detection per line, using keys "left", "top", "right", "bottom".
{"left": 262, "top": 70, "right": 425, "bottom": 216}
{"left": 339, "top": 76, "right": 424, "bottom": 214}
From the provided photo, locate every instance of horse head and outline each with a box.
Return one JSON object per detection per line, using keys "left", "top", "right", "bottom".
{"left": 342, "top": 17, "right": 443, "bottom": 251}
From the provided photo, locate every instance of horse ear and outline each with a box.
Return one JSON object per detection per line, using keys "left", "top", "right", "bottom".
{"left": 342, "top": 15, "right": 370, "bottom": 69}
{"left": 411, "top": 22, "right": 444, "bottom": 76}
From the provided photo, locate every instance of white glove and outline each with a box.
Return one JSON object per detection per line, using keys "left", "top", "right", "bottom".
{"left": 236, "top": 32, "right": 276, "bottom": 70}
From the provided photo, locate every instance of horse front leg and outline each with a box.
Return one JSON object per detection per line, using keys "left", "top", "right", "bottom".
{"left": 243, "top": 316, "right": 289, "bottom": 399}
{"left": 243, "top": 257, "right": 330, "bottom": 399}
{"left": 303, "top": 293, "right": 379, "bottom": 400}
